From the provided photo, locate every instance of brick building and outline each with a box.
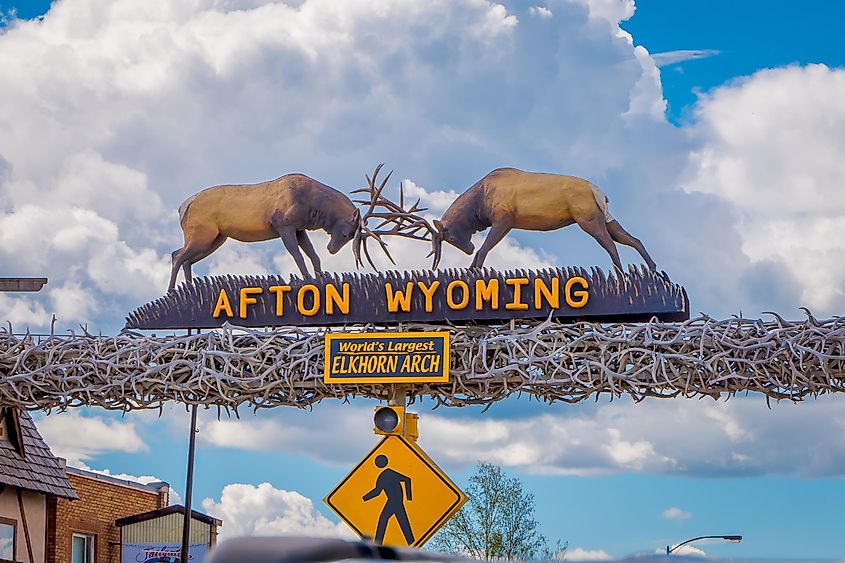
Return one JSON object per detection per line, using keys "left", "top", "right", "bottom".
{"left": 47, "top": 468, "right": 170, "bottom": 563}
{"left": 0, "top": 408, "right": 77, "bottom": 563}
{"left": 0, "top": 410, "right": 221, "bottom": 563}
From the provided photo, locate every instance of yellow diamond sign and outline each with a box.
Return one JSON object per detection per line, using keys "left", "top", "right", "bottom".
{"left": 325, "top": 435, "right": 467, "bottom": 547}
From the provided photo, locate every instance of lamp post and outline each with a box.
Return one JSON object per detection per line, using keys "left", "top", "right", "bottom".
{"left": 667, "top": 535, "right": 742, "bottom": 555}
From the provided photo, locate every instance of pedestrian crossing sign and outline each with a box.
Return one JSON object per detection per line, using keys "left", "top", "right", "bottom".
{"left": 324, "top": 435, "right": 467, "bottom": 548}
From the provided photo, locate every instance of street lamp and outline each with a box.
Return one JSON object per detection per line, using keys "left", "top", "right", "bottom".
{"left": 667, "top": 535, "right": 742, "bottom": 555}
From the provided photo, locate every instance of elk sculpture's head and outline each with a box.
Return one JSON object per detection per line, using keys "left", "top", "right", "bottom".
{"left": 432, "top": 219, "right": 474, "bottom": 257}
{"left": 352, "top": 164, "right": 442, "bottom": 270}
{"left": 327, "top": 208, "right": 360, "bottom": 255}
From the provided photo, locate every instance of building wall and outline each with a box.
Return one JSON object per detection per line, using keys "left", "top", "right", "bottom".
{"left": 121, "top": 513, "right": 210, "bottom": 544}
{"left": 0, "top": 487, "right": 47, "bottom": 563}
{"left": 46, "top": 474, "right": 166, "bottom": 563}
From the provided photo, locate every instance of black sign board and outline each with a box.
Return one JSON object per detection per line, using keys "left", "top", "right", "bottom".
{"left": 324, "top": 332, "right": 449, "bottom": 384}
{"left": 125, "top": 266, "right": 688, "bottom": 330}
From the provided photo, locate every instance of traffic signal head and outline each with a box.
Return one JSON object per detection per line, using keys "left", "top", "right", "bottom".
{"left": 374, "top": 406, "right": 403, "bottom": 434}
{"left": 373, "top": 406, "right": 419, "bottom": 440}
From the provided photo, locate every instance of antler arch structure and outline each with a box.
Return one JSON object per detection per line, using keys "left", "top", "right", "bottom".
{"left": 2, "top": 312, "right": 845, "bottom": 412}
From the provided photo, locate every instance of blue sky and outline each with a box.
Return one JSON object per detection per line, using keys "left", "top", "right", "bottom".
{"left": 624, "top": 0, "right": 845, "bottom": 124}
{"left": 3, "top": 0, "right": 845, "bottom": 560}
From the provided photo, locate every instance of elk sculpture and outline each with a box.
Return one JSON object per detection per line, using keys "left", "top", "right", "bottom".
{"left": 168, "top": 166, "right": 428, "bottom": 291}
{"left": 430, "top": 168, "right": 657, "bottom": 272}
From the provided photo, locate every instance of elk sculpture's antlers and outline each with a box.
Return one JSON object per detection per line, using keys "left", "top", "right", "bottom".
{"left": 352, "top": 164, "right": 441, "bottom": 270}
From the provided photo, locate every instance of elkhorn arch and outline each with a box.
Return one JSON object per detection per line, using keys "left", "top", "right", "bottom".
{"left": 2, "top": 312, "right": 845, "bottom": 411}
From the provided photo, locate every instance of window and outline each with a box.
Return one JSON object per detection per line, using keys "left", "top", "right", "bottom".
{"left": 0, "top": 520, "right": 14, "bottom": 561}
{"left": 72, "top": 533, "right": 94, "bottom": 563}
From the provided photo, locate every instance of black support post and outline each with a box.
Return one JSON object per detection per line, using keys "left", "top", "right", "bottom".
{"left": 180, "top": 403, "right": 198, "bottom": 562}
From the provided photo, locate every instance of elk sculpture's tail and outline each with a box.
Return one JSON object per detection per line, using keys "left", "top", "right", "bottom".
{"left": 589, "top": 183, "right": 614, "bottom": 223}
{"left": 178, "top": 194, "right": 199, "bottom": 226}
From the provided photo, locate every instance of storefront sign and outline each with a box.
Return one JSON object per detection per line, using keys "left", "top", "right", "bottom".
{"left": 122, "top": 543, "right": 207, "bottom": 562}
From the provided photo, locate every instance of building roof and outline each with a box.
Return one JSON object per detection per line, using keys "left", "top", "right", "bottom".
{"left": 0, "top": 409, "right": 77, "bottom": 499}
{"left": 116, "top": 504, "right": 222, "bottom": 527}
{"left": 66, "top": 465, "right": 169, "bottom": 496}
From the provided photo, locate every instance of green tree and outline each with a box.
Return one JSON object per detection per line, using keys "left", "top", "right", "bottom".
{"left": 430, "top": 462, "right": 566, "bottom": 560}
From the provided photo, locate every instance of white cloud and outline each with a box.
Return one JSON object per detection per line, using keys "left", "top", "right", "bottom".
{"left": 202, "top": 482, "right": 353, "bottom": 540}
{"left": 568, "top": 0, "right": 634, "bottom": 25}
{"left": 652, "top": 49, "right": 720, "bottom": 67}
{"left": 662, "top": 544, "right": 706, "bottom": 557}
{"left": 684, "top": 64, "right": 845, "bottom": 312}
{"left": 529, "top": 6, "right": 552, "bottom": 18}
{"left": 71, "top": 462, "right": 181, "bottom": 505}
{"left": 662, "top": 507, "right": 692, "bottom": 521}
{"left": 2, "top": 0, "right": 726, "bottom": 333}
{"left": 568, "top": 547, "right": 614, "bottom": 561}
{"left": 197, "top": 395, "right": 845, "bottom": 478}
{"left": 0, "top": 294, "right": 51, "bottom": 329}
{"left": 35, "top": 411, "right": 148, "bottom": 466}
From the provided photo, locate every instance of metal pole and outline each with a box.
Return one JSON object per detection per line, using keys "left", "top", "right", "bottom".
{"left": 180, "top": 403, "right": 198, "bottom": 562}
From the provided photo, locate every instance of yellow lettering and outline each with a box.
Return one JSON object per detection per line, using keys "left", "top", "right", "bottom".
{"left": 475, "top": 279, "right": 499, "bottom": 310}
{"left": 424, "top": 355, "right": 441, "bottom": 373}
{"left": 446, "top": 280, "right": 470, "bottom": 310}
{"left": 385, "top": 282, "right": 414, "bottom": 313}
{"left": 268, "top": 285, "right": 291, "bottom": 316}
{"left": 400, "top": 355, "right": 412, "bottom": 372}
{"left": 212, "top": 288, "right": 234, "bottom": 318}
{"left": 376, "top": 356, "right": 388, "bottom": 373}
{"left": 239, "top": 287, "right": 262, "bottom": 319}
{"left": 325, "top": 283, "right": 350, "bottom": 315}
{"left": 416, "top": 280, "right": 441, "bottom": 313}
{"left": 534, "top": 278, "right": 560, "bottom": 309}
{"left": 298, "top": 284, "right": 321, "bottom": 316}
{"left": 565, "top": 276, "right": 589, "bottom": 308}
{"left": 410, "top": 355, "right": 423, "bottom": 373}
{"left": 505, "top": 278, "right": 529, "bottom": 310}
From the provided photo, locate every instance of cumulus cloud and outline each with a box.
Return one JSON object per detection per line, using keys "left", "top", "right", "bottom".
{"left": 0, "top": 0, "right": 827, "bottom": 330}
{"left": 202, "top": 482, "right": 353, "bottom": 540}
{"left": 3, "top": 0, "right": 755, "bottom": 333}
{"left": 529, "top": 6, "right": 553, "bottom": 18}
{"left": 35, "top": 411, "right": 148, "bottom": 466}
{"left": 684, "top": 64, "right": 845, "bottom": 313}
{"left": 662, "top": 507, "right": 692, "bottom": 521}
{"left": 662, "top": 545, "right": 706, "bottom": 557}
{"left": 71, "top": 462, "right": 182, "bottom": 505}
{"left": 197, "top": 395, "right": 845, "bottom": 478}
{"left": 568, "top": 547, "right": 614, "bottom": 561}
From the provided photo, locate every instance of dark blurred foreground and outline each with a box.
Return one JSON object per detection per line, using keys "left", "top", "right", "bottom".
{"left": 205, "top": 536, "right": 833, "bottom": 563}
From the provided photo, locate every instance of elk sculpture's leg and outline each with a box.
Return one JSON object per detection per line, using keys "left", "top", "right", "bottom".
{"left": 470, "top": 220, "right": 512, "bottom": 269}
{"left": 181, "top": 234, "right": 227, "bottom": 285}
{"left": 271, "top": 220, "right": 311, "bottom": 277}
{"left": 606, "top": 220, "right": 657, "bottom": 270}
{"left": 168, "top": 229, "right": 225, "bottom": 291}
{"left": 296, "top": 231, "right": 322, "bottom": 274}
{"left": 574, "top": 214, "right": 624, "bottom": 273}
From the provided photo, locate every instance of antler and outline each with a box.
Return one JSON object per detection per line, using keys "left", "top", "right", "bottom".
{"left": 352, "top": 164, "right": 441, "bottom": 270}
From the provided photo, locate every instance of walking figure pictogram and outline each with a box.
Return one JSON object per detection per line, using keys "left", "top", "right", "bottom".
{"left": 362, "top": 454, "right": 414, "bottom": 544}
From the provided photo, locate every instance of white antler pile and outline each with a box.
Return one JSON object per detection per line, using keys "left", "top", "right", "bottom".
{"left": 1, "top": 313, "right": 844, "bottom": 412}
